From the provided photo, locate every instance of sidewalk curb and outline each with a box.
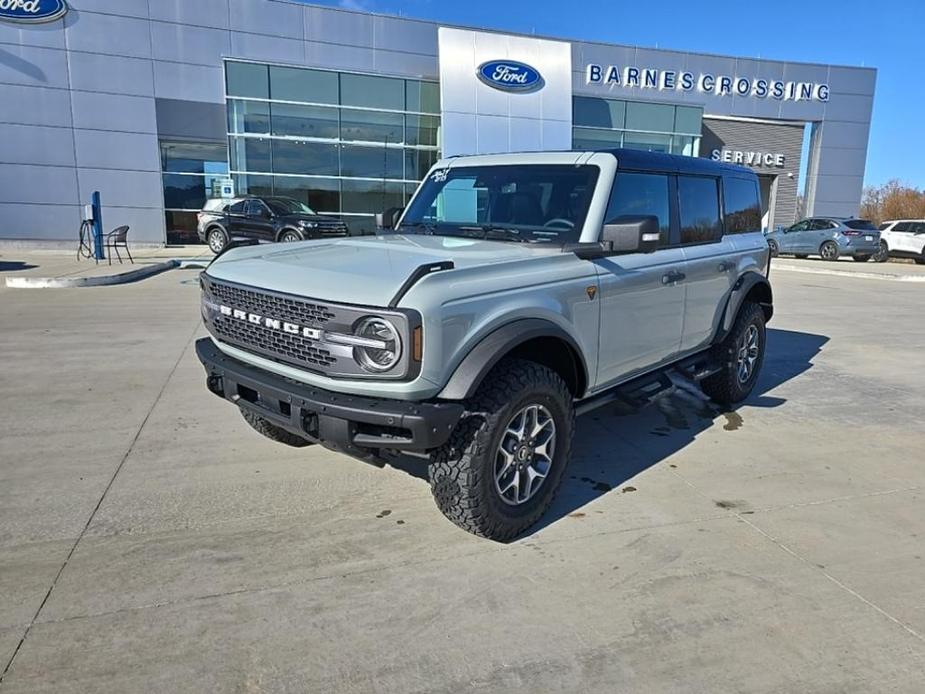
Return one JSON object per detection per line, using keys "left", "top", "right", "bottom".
{"left": 772, "top": 264, "right": 925, "bottom": 282}
{"left": 5, "top": 258, "right": 209, "bottom": 289}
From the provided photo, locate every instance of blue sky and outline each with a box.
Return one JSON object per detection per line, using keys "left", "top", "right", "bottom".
{"left": 303, "top": 0, "right": 923, "bottom": 189}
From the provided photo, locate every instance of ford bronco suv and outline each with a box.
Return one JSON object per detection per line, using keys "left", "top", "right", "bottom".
{"left": 197, "top": 149, "right": 772, "bottom": 541}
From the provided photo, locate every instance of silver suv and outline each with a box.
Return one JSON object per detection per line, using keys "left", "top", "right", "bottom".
{"left": 197, "top": 149, "right": 773, "bottom": 541}
{"left": 766, "top": 217, "right": 880, "bottom": 261}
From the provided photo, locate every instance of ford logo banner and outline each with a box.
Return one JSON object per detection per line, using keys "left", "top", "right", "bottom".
{"left": 0, "top": 0, "right": 68, "bottom": 23}
{"left": 477, "top": 60, "right": 545, "bottom": 93}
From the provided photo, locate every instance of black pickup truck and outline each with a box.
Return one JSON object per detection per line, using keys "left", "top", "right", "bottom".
{"left": 198, "top": 196, "right": 349, "bottom": 253}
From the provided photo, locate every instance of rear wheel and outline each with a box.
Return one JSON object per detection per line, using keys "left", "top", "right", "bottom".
{"left": 767, "top": 239, "right": 779, "bottom": 258}
{"left": 207, "top": 227, "right": 228, "bottom": 254}
{"left": 428, "top": 358, "right": 574, "bottom": 542}
{"left": 701, "top": 302, "right": 766, "bottom": 406}
{"left": 239, "top": 408, "right": 312, "bottom": 447}
{"left": 279, "top": 230, "right": 302, "bottom": 243}
{"left": 853, "top": 255, "right": 871, "bottom": 262}
{"left": 820, "top": 241, "right": 839, "bottom": 261}
{"left": 872, "top": 241, "right": 889, "bottom": 262}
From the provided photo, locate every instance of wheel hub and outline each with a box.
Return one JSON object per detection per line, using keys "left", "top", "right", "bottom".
{"left": 494, "top": 404, "right": 556, "bottom": 506}
{"left": 736, "top": 324, "right": 760, "bottom": 384}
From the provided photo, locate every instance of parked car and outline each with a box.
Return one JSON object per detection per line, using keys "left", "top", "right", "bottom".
{"left": 196, "top": 149, "right": 772, "bottom": 540}
{"left": 878, "top": 220, "right": 925, "bottom": 264}
{"left": 197, "top": 196, "right": 349, "bottom": 253}
{"left": 765, "top": 217, "right": 880, "bottom": 261}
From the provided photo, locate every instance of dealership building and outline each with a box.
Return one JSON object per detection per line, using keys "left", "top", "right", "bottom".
{"left": 0, "top": 0, "right": 876, "bottom": 244}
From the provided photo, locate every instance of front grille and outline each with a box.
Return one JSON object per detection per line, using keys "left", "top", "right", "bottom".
{"left": 316, "top": 219, "right": 349, "bottom": 236}
{"left": 204, "top": 278, "right": 338, "bottom": 372}
{"left": 209, "top": 281, "right": 336, "bottom": 326}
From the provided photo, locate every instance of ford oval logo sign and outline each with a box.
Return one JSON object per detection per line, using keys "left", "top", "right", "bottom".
{"left": 477, "top": 60, "right": 544, "bottom": 93}
{"left": 0, "top": 0, "right": 68, "bottom": 23}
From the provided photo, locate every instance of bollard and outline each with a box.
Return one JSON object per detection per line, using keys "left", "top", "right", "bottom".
{"left": 91, "top": 191, "right": 105, "bottom": 261}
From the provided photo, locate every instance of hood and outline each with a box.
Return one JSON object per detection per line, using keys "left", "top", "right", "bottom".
{"left": 206, "top": 234, "right": 553, "bottom": 306}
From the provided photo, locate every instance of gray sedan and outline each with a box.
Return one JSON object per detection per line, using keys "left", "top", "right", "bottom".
{"left": 766, "top": 218, "right": 881, "bottom": 262}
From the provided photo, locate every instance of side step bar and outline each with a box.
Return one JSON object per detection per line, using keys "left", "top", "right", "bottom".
{"left": 575, "top": 351, "right": 723, "bottom": 416}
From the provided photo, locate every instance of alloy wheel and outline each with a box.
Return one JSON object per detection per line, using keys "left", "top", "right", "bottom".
{"left": 736, "top": 324, "right": 760, "bottom": 384}
{"left": 208, "top": 230, "right": 226, "bottom": 253}
{"left": 494, "top": 404, "right": 556, "bottom": 506}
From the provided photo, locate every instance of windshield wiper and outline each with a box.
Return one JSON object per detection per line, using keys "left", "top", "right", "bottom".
{"left": 457, "top": 225, "right": 529, "bottom": 243}
{"left": 397, "top": 221, "right": 437, "bottom": 235}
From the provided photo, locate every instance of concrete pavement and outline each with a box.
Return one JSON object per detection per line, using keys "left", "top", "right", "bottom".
{"left": 0, "top": 267, "right": 923, "bottom": 692}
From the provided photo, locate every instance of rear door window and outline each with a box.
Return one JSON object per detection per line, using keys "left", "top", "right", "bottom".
{"left": 723, "top": 177, "right": 761, "bottom": 234}
{"left": 678, "top": 176, "right": 722, "bottom": 244}
{"left": 605, "top": 172, "right": 671, "bottom": 245}
{"left": 894, "top": 222, "right": 913, "bottom": 232}
{"left": 228, "top": 200, "right": 246, "bottom": 215}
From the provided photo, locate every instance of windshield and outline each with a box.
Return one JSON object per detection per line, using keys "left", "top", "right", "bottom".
{"left": 264, "top": 197, "right": 317, "bottom": 215}
{"left": 844, "top": 219, "right": 877, "bottom": 231}
{"left": 400, "top": 164, "right": 599, "bottom": 244}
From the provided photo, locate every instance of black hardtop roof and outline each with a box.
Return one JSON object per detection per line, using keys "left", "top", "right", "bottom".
{"left": 602, "top": 148, "right": 755, "bottom": 177}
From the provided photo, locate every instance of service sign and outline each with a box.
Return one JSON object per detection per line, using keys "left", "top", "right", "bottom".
{"left": 477, "top": 60, "right": 544, "bottom": 93}
{"left": 0, "top": 0, "right": 68, "bottom": 23}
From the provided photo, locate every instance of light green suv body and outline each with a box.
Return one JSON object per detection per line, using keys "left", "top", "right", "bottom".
{"left": 198, "top": 149, "right": 773, "bottom": 540}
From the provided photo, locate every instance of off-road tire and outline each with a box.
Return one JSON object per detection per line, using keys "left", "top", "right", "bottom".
{"left": 767, "top": 239, "right": 779, "bottom": 258}
{"left": 428, "top": 358, "right": 574, "bottom": 542}
{"left": 853, "top": 255, "right": 871, "bottom": 262}
{"left": 240, "top": 407, "right": 312, "bottom": 447}
{"left": 207, "top": 227, "right": 229, "bottom": 254}
{"left": 820, "top": 241, "right": 839, "bottom": 261}
{"left": 701, "top": 302, "right": 766, "bottom": 406}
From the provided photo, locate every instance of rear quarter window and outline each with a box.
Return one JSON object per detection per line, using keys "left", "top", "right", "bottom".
{"left": 844, "top": 219, "right": 877, "bottom": 231}
{"left": 723, "top": 177, "right": 762, "bottom": 234}
{"left": 678, "top": 175, "right": 722, "bottom": 244}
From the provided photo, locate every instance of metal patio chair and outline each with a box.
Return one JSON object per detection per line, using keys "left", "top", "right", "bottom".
{"left": 103, "top": 225, "right": 133, "bottom": 265}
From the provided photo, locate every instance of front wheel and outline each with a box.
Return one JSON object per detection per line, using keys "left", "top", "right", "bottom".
{"left": 701, "top": 302, "right": 767, "bottom": 406}
{"left": 279, "top": 230, "right": 302, "bottom": 243}
{"left": 820, "top": 241, "right": 839, "bottom": 261}
{"left": 428, "top": 358, "right": 574, "bottom": 542}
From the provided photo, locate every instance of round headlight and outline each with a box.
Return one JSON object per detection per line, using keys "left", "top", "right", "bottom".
{"left": 353, "top": 317, "right": 402, "bottom": 372}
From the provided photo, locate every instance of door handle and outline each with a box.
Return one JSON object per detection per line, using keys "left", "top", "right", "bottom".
{"left": 662, "top": 270, "right": 686, "bottom": 285}
{"left": 718, "top": 261, "right": 732, "bottom": 273}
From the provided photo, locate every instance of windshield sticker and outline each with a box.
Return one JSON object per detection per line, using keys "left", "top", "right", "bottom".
{"left": 432, "top": 168, "right": 449, "bottom": 183}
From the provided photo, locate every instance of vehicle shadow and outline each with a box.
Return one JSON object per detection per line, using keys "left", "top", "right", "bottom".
{"left": 386, "top": 328, "right": 828, "bottom": 540}
{"left": 0, "top": 261, "right": 38, "bottom": 272}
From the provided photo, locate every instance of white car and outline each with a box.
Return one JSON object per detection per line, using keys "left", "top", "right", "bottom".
{"left": 879, "top": 220, "right": 925, "bottom": 264}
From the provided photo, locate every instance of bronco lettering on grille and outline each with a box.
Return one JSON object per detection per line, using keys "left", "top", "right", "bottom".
{"left": 219, "top": 305, "right": 322, "bottom": 341}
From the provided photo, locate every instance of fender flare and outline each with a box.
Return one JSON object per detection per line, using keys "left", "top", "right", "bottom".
{"left": 715, "top": 271, "right": 773, "bottom": 343}
{"left": 437, "top": 319, "right": 589, "bottom": 401}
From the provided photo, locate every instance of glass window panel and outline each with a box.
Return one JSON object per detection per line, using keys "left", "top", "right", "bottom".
{"left": 165, "top": 210, "right": 199, "bottom": 245}
{"left": 670, "top": 135, "right": 699, "bottom": 157}
{"left": 406, "top": 115, "right": 440, "bottom": 147}
{"left": 341, "top": 214, "right": 376, "bottom": 236}
{"left": 232, "top": 174, "right": 273, "bottom": 198}
{"left": 271, "top": 139, "right": 339, "bottom": 176}
{"left": 572, "top": 128, "right": 622, "bottom": 150}
{"left": 404, "top": 148, "right": 439, "bottom": 181}
{"left": 604, "top": 172, "right": 670, "bottom": 245}
{"left": 624, "top": 102, "right": 675, "bottom": 132}
{"left": 228, "top": 99, "right": 270, "bottom": 135}
{"left": 341, "top": 179, "right": 404, "bottom": 214}
{"left": 273, "top": 176, "right": 340, "bottom": 213}
{"left": 622, "top": 132, "right": 671, "bottom": 153}
{"left": 404, "top": 182, "right": 420, "bottom": 205}
{"left": 160, "top": 142, "right": 228, "bottom": 174}
{"left": 573, "top": 97, "right": 626, "bottom": 129}
{"left": 405, "top": 80, "right": 440, "bottom": 113}
{"left": 674, "top": 106, "right": 702, "bottom": 135}
{"left": 269, "top": 66, "right": 338, "bottom": 104}
{"left": 724, "top": 177, "right": 762, "bottom": 234}
{"left": 340, "top": 109, "right": 404, "bottom": 144}
{"left": 226, "top": 62, "right": 269, "bottom": 99}
{"left": 162, "top": 174, "right": 207, "bottom": 210}
{"left": 340, "top": 145, "right": 404, "bottom": 179}
{"left": 340, "top": 73, "right": 404, "bottom": 110}
{"left": 271, "top": 103, "right": 339, "bottom": 139}
{"left": 229, "top": 136, "right": 271, "bottom": 172}
{"left": 679, "top": 175, "right": 723, "bottom": 244}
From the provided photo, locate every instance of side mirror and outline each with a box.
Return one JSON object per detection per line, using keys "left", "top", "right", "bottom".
{"left": 601, "top": 215, "right": 660, "bottom": 254}
{"left": 376, "top": 206, "right": 405, "bottom": 230}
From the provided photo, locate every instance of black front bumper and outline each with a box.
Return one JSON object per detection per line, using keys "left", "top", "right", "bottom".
{"left": 196, "top": 338, "right": 463, "bottom": 455}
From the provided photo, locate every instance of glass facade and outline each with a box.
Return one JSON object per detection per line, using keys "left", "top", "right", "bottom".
{"left": 226, "top": 61, "right": 441, "bottom": 235}
{"left": 572, "top": 97, "right": 702, "bottom": 156}
{"left": 161, "top": 141, "right": 229, "bottom": 244}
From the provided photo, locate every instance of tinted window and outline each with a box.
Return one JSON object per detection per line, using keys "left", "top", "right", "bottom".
{"left": 269, "top": 66, "right": 337, "bottom": 104}
{"left": 340, "top": 74, "right": 405, "bottom": 110}
{"left": 788, "top": 220, "right": 811, "bottom": 232}
{"left": 605, "top": 172, "right": 670, "bottom": 245}
{"left": 894, "top": 222, "right": 913, "bottom": 232}
{"left": 226, "top": 62, "right": 268, "bottom": 99}
{"left": 844, "top": 219, "right": 877, "bottom": 231}
{"left": 228, "top": 200, "right": 246, "bottom": 214}
{"left": 573, "top": 96, "right": 626, "bottom": 129}
{"left": 228, "top": 100, "right": 270, "bottom": 135}
{"left": 340, "top": 109, "right": 404, "bottom": 144}
{"left": 340, "top": 145, "right": 404, "bottom": 179}
{"left": 879, "top": 222, "right": 892, "bottom": 231}
{"left": 244, "top": 200, "right": 266, "bottom": 216}
{"left": 809, "top": 219, "right": 835, "bottom": 230}
{"left": 273, "top": 176, "right": 340, "bottom": 213}
{"left": 271, "top": 103, "right": 338, "bottom": 139}
{"left": 724, "top": 177, "right": 761, "bottom": 234}
{"left": 679, "top": 176, "right": 722, "bottom": 244}
{"left": 912, "top": 223, "right": 925, "bottom": 234}
{"left": 405, "top": 81, "right": 440, "bottom": 114}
